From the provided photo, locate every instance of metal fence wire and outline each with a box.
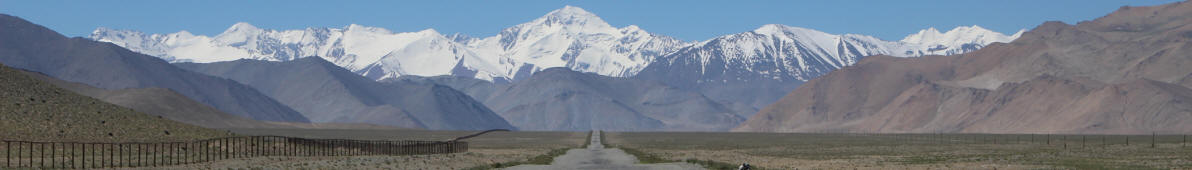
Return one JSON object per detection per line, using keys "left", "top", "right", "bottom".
{"left": 1, "top": 136, "right": 467, "bottom": 168}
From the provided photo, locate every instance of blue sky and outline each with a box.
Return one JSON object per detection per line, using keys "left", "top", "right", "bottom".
{"left": 0, "top": 0, "right": 1181, "bottom": 41}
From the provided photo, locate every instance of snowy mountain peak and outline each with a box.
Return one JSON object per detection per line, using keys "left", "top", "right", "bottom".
{"left": 545, "top": 5, "right": 599, "bottom": 21}
{"left": 891, "top": 25, "right": 1023, "bottom": 57}
{"left": 224, "top": 22, "right": 262, "bottom": 33}
{"left": 751, "top": 24, "right": 832, "bottom": 37}
{"left": 415, "top": 28, "right": 440, "bottom": 35}
{"left": 345, "top": 24, "right": 394, "bottom": 34}
{"left": 529, "top": 6, "right": 614, "bottom": 31}
{"left": 900, "top": 25, "right": 1018, "bottom": 45}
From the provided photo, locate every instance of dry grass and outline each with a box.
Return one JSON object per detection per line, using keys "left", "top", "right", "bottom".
{"left": 154, "top": 149, "right": 544, "bottom": 170}
{"left": 160, "top": 129, "right": 589, "bottom": 169}
{"left": 606, "top": 132, "right": 1192, "bottom": 169}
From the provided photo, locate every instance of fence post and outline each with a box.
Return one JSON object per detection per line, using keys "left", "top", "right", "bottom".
{"left": 1151, "top": 132, "right": 1156, "bottom": 148}
{"left": 182, "top": 142, "right": 186, "bottom": 164}
{"left": 39, "top": 142, "right": 44, "bottom": 168}
{"left": 91, "top": 143, "right": 94, "bottom": 168}
{"left": 4, "top": 141, "right": 8, "bottom": 168}
{"left": 51, "top": 142, "right": 56, "bottom": 168}
{"left": 135, "top": 143, "right": 140, "bottom": 167}
{"left": 70, "top": 143, "right": 74, "bottom": 169}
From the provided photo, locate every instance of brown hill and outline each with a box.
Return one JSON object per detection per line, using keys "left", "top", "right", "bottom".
{"left": 736, "top": 1, "right": 1192, "bottom": 134}
{"left": 23, "top": 70, "right": 405, "bottom": 130}
{"left": 0, "top": 64, "right": 228, "bottom": 142}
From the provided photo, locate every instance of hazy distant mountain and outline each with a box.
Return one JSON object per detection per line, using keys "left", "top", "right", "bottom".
{"left": 402, "top": 68, "right": 743, "bottom": 131}
{"left": 22, "top": 70, "right": 267, "bottom": 129}
{"left": 736, "top": 2, "right": 1192, "bottom": 134}
{"left": 176, "top": 57, "right": 514, "bottom": 130}
{"left": 0, "top": 14, "right": 309, "bottom": 123}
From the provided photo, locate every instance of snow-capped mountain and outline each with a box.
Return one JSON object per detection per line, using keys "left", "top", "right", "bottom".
{"left": 638, "top": 24, "right": 1023, "bottom": 84}
{"left": 461, "top": 6, "right": 687, "bottom": 78}
{"left": 91, "top": 6, "right": 684, "bottom": 81}
{"left": 92, "top": 23, "right": 508, "bottom": 81}
{"left": 633, "top": 24, "right": 1022, "bottom": 118}
{"left": 90, "top": 5, "right": 1019, "bottom": 83}
{"left": 897, "top": 25, "right": 1025, "bottom": 56}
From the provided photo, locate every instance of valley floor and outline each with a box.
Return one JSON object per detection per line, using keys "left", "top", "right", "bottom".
{"left": 605, "top": 132, "right": 1192, "bottom": 169}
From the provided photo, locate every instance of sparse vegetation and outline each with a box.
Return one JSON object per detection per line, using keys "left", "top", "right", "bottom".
{"left": 0, "top": 65, "right": 228, "bottom": 142}
{"left": 166, "top": 129, "right": 585, "bottom": 169}
{"left": 607, "top": 132, "right": 1192, "bottom": 169}
{"left": 463, "top": 147, "right": 571, "bottom": 170}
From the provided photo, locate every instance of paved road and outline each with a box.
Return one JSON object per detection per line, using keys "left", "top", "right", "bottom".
{"left": 503, "top": 131, "right": 705, "bottom": 170}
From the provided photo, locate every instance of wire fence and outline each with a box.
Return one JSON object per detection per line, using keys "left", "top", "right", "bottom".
{"left": 1, "top": 135, "right": 467, "bottom": 169}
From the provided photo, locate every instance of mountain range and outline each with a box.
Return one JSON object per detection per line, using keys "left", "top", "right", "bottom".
{"left": 0, "top": 14, "right": 310, "bottom": 123}
{"left": 736, "top": 2, "right": 1192, "bottom": 134}
{"left": 175, "top": 58, "right": 515, "bottom": 130}
{"left": 401, "top": 68, "right": 744, "bottom": 131}
{"left": 90, "top": 6, "right": 1022, "bottom": 126}
{"left": 91, "top": 6, "right": 1021, "bottom": 83}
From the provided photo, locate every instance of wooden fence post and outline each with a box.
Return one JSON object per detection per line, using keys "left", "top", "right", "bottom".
{"left": 50, "top": 142, "right": 55, "bottom": 168}
{"left": 70, "top": 143, "right": 74, "bottom": 169}
{"left": 40, "top": 142, "right": 45, "bottom": 168}
{"left": 135, "top": 143, "right": 140, "bottom": 167}
{"left": 81, "top": 143, "right": 85, "bottom": 169}
{"left": 1151, "top": 132, "right": 1156, "bottom": 148}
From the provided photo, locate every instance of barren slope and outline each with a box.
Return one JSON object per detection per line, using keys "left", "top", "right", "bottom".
{"left": 738, "top": 1, "right": 1192, "bottom": 134}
